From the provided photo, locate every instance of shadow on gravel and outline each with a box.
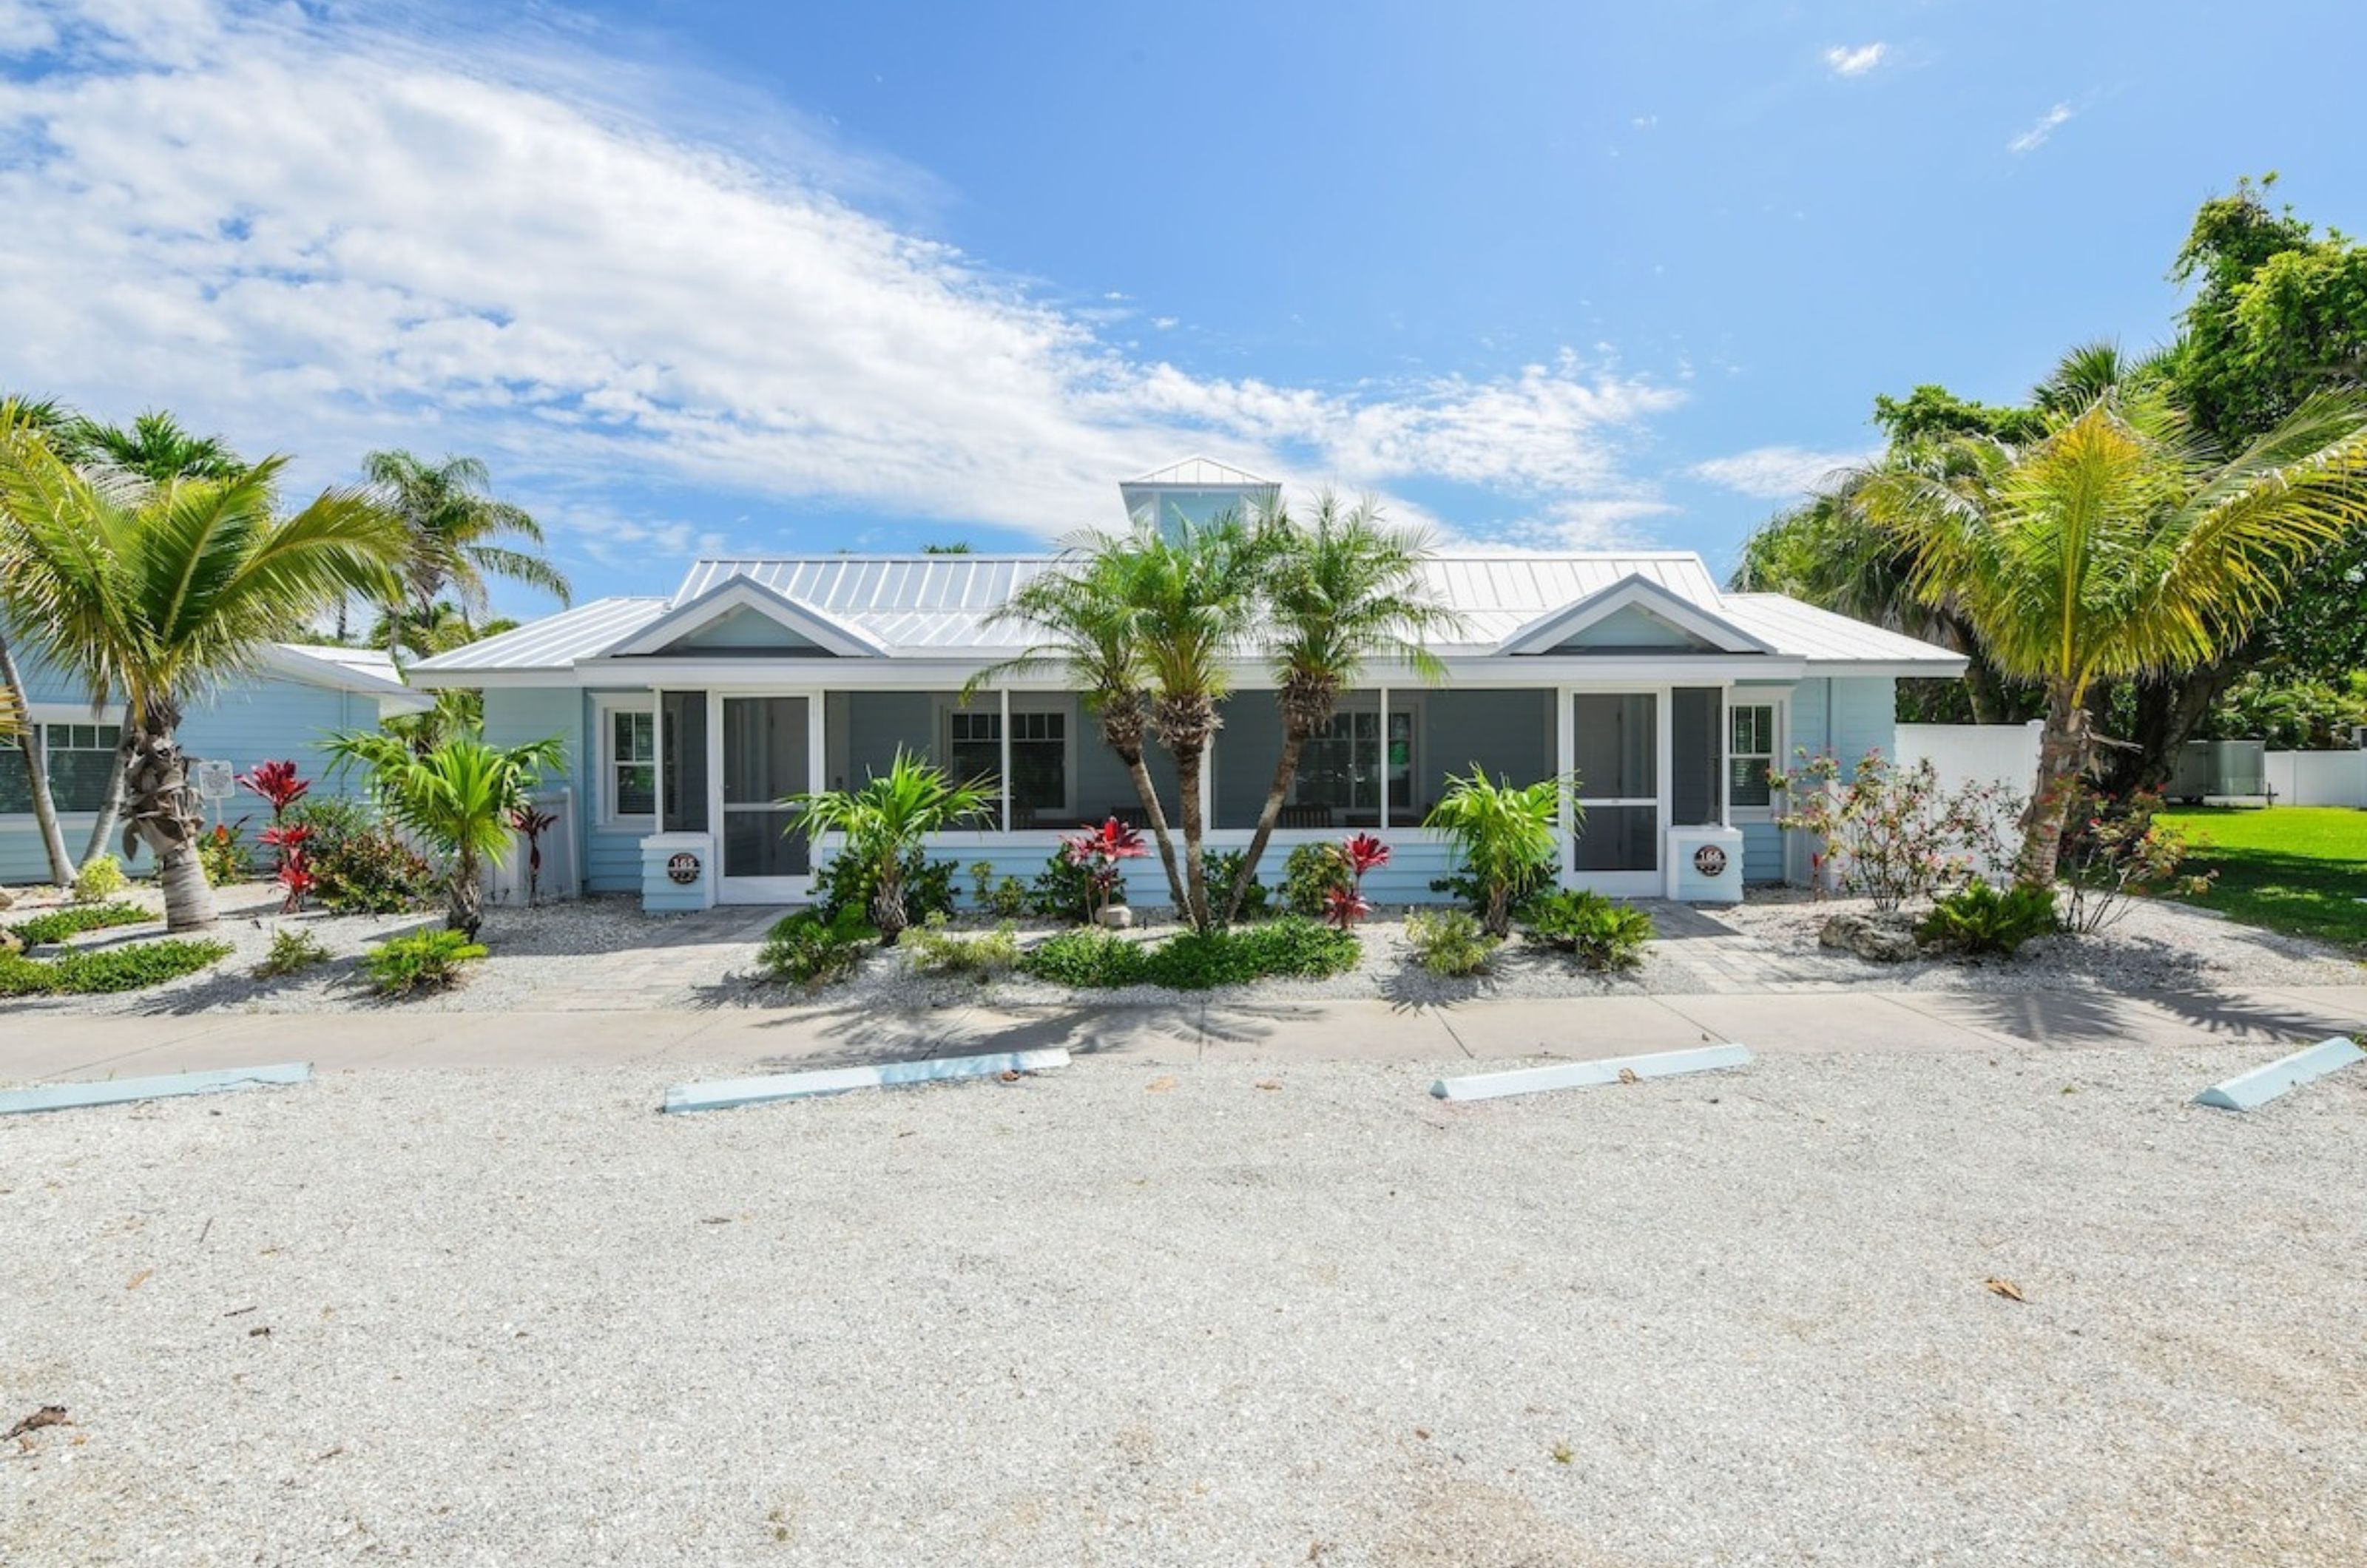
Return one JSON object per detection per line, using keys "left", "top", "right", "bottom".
{"left": 1933, "top": 986, "right": 2354, "bottom": 1048}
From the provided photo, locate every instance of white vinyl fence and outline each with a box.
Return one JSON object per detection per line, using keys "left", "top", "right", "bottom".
{"left": 2265, "top": 750, "right": 2367, "bottom": 808}
{"left": 1895, "top": 723, "right": 2044, "bottom": 798}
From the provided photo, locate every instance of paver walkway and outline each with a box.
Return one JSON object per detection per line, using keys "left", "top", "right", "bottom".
{"left": 7, "top": 984, "right": 2363, "bottom": 1086}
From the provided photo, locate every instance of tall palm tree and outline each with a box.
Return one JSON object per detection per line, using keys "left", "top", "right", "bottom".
{"left": 365, "top": 450, "right": 570, "bottom": 663}
{"left": 1854, "top": 378, "right": 2367, "bottom": 882}
{"left": 324, "top": 730, "right": 565, "bottom": 939}
{"left": 67, "top": 409, "right": 246, "bottom": 483}
{"left": 0, "top": 443, "right": 409, "bottom": 929}
{"left": 1127, "top": 514, "right": 1264, "bottom": 930}
{"left": 0, "top": 397, "right": 84, "bottom": 885}
{"left": 367, "top": 602, "right": 520, "bottom": 753}
{"left": 1223, "top": 493, "right": 1459, "bottom": 922}
{"left": 969, "top": 536, "right": 1192, "bottom": 912}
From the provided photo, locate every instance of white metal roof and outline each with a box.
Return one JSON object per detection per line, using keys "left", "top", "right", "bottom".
{"left": 413, "top": 555, "right": 1963, "bottom": 676}
{"left": 260, "top": 643, "right": 434, "bottom": 713}
{"left": 1122, "top": 455, "right": 1278, "bottom": 489}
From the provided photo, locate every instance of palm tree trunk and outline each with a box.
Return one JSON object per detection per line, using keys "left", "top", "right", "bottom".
{"left": 81, "top": 702, "right": 135, "bottom": 866}
{"left": 450, "top": 844, "right": 483, "bottom": 938}
{"left": 121, "top": 706, "right": 217, "bottom": 930}
{"left": 2017, "top": 683, "right": 2092, "bottom": 887}
{"left": 1224, "top": 724, "right": 1310, "bottom": 923}
{"left": 1175, "top": 739, "right": 1212, "bottom": 930}
{"left": 0, "top": 631, "right": 74, "bottom": 886}
{"left": 1115, "top": 743, "right": 1189, "bottom": 913}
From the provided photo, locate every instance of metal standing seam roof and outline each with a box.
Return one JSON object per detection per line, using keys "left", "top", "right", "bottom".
{"left": 413, "top": 553, "right": 1965, "bottom": 673}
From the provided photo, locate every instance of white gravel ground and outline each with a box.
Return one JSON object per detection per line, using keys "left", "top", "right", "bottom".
{"left": 4, "top": 877, "right": 2356, "bottom": 1019}
{"left": 4, "top": 1047, "right": 2363, "bottom": 1565}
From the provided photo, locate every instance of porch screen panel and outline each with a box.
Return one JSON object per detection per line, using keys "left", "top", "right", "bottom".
{"left": 1670, "top": 688, "right": 1723, "bottom": 826}
{"left": 662, "top": 692, "right": 709, "bottom": 834}
{"left": 721, "top": 695, "right": 811, "bottom": 878}
{"left": 1570, "top": 693, "right": 1658, "bottom": 873}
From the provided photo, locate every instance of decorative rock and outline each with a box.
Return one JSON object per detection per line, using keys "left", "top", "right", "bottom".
{"left": 1819, "top": 910, "right": 1923, "bottom": 964}
{"left": 1093, "top": 904, "right": 1135, "bottom": 930}
{"left": 0, "top": 885, "right": 14, "bottom": 910}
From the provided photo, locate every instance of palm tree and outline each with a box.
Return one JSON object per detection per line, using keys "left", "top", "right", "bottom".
{"left": 785, "top": 749, "right": 998, "bottom": 944}
{"left": 67, "top": 409, "right": 246, "bottom": 483}
{"left": 364, "top": 450, "right": 571, "bottom": 663}
{"left": 368, "top": 602, "right": 519, "bottom": 754}
{"left": 1223, "top": 493, "right": 1459, "bottom": 922}
{"left": 0, "top": 443, "right": 408, "bottom": 930}
{"left": 324, "top": 730, "right": 567, "bottom": 938}
{"left": 1127, "top": 514, "right": 1263, "bottom": 930}
{"left": 0, "top": 397, "right": 84, "bottom": 885}
{"left": 1854, "top": 378, "right": 2367, "bottom": 882}
{"left": 969, "top": 536, "right": 1191, "bottom": 912}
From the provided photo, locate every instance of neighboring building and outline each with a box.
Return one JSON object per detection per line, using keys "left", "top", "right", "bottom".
{"left": 0, "top": 643, "right": 430, "bottom": 883}
{"left": 411, "top": 460, "right": 1965, "bottom": 911}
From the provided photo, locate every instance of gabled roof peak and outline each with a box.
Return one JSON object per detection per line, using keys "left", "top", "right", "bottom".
{"left": 1122, "top": 455, "right": 1277, "bottom": 489}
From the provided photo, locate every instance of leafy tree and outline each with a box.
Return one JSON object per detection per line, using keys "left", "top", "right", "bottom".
{"left": 364, "top": 450, "right": 570, "bottom": 663}
{"left": 1871, "top": 385, "right": 2045, "bottom": 446}
{"left": 324, "top": 730, "right": 566, "bottom": 938}
{"left": 1223, "top": 493, "right": 1458, "bottom": 922}
{"left": 0, "top": 397, "right": 85, "bottom": 884}
{"left": 1852, "top": 370, "right": 2367, "bottom": 882}
{"left": 0, "top": 445, "right": 409, "bottom": 930}
{"left": 785, "top": 749, "right": 997, "bottom": 944}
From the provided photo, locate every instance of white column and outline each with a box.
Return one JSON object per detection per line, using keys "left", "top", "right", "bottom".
{"left": 1718, "top": 683, "right": 1732, "bottom": 828}
{"left": 998, "top": 686, "right": 1013, "bottom": 834}
{"left": 650, "top": 687, "right": 664, "bottom": 829}
{"left": 1377, "top": 685, "right": 1391, "bottom": 828}
{"left": 1554, "top": 686, "right": 1574, "bottom": 888}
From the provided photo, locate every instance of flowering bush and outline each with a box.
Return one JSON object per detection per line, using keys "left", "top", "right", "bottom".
{"left": 1060, "top": 817, "right": 1148, "bottom": 919}
{"left": 237, "top": 759, "right": 311, "bottom": 820}
{"left": 197, "top": 821, "right": 254, "bottom": 886}
{"left": 1320, "top": 832, "right": 1391, "bottom": 930}
{"left": 1775, "top": 749, "right": 2022, "bottom": 912}
{"left": 2055, "top": 788, "right": 2214, "bottom": 934}
{"left": 258, "top": 822, "right": 314, "bottom": 913}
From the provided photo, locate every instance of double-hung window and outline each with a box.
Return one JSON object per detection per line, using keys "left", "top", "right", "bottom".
{"left": 606, "top": 707, "right": 656, "bottom": 822}
{"left": 1728, "top": 703, "right": 1778, "bottom": 812}
{"left": 948, "top": 706, "right": 1070, "bottom": 820}
{"left": 0, "top": 722, "right": 122, "bottom": 815}
{"left": 1293, "top": 712, "right": 1382, "bottom": 811}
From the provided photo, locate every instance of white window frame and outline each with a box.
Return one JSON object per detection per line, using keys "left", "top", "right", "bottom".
{"left": 938, "top": 693, "right": 1076, "bottom": 823}
{"left": 1726, "top": 697, "right": 1785, "bottom": 824}
{"left": 1, "top": 713, "right": 124, "bottom": 817}
{"left": 595, "top": 696, "right": 658, "bottom": 829}
{"left": 1286, "top": 694, "right": 1417, "bottom": 820}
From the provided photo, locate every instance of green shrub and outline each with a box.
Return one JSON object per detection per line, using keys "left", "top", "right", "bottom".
{"left": 1524, "top": 889, "right": 1655, "bottom": 970}
{"left": 1425, "top": 770, "right": 1572, "bottom": 937}
{"left": 966, "top": 860, "right": 1030, "bottom": 919}
{"left": 198, "top": 823, "right": 256, "bottom": 886}
{"left": 8, "top": 900, "right": 150, "bottom": 946}
{"left": 1022, "top": 916, "right": 1359, "bottom": 991}
{"left": 1020, "top": 927, "right": 1147, "bottom": 987}
{"left": 1280, "top": 842, "right": 1351, "bottom": 917}
{"left": 1917, "top": 879, "right": 2062, "bottom": 957}
{"left": 72, "top": 854, "right": 126, "bottom": 902}
{"left": 814, "top": 848, "right": 957, "bottom": 930}
{"left": 1428, "top": 851, "right": 1559, "bottom": 923}
{"left": 1405, "top": 909, "right": 1498, "bottom": 977}
{"left": 363, "top": 929, "right": 488, "bottom": 998}
{"left": 0, "top": 938, "right": 233, "bottom": 997}
{"left": 1206, "top": 849, "right": 1271, "bottom": 922}
{"left": 290, "top": 799, "right": 436, "bottom": 914}
{"left": 755, "top": 906, "right": 877, "bottom": 987}
{"left": 254, "top": 926, "right": 331, "bottom": 979}
{"left": 1026, "top": 845, "right": 1100, "bottom": 922}
{"left": 903, "top": 914, "right": 1022, "bottom": 980}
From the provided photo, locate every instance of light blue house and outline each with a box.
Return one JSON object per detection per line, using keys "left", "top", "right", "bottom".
{"left": 412, "top": 459, "right": 1965, "bottom": 911}
{"left": 1, "top": 643, "right": 429, "bottom": 883}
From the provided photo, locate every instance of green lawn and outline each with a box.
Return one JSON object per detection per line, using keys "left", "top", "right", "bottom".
{"left": 2160, "top": 806, "right": 2367, "bottom": 954}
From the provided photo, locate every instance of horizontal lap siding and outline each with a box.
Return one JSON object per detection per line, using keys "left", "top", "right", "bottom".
{"left": 910, "top": 831, "right": 1461, "bottom": 910}
{"left": 483, "top": 687, "right": 611, "bottom": 893}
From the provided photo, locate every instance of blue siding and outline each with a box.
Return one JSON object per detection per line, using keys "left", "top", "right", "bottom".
{"left": 482, "top": 686, "right": 610, "bottom": 892}
{"left": 1, "top": 648, "right": 392, "bottom": 883}
{"left": 1769, "top": 676, "right": 1897, "bottom": 887}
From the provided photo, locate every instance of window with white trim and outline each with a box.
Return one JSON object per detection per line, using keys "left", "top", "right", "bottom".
{"left": 948, "top": 707, "right": 1069, "bottom": 817}
{"left": 1293, "top": 711, "right": 1385, "bottom": 811}
{"left": 0, "top": 722, "right": 122, "bottom": 814}
{"left": 1729, "top": 703, "right": 1777, "bottom": 811}
{"left": 603, "top": 705, "right": 656, "bottom": 822}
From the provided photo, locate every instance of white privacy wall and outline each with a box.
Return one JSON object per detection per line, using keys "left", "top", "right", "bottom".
{"left": 2266, "top": 750, "right": 2367, "bottom": 808}
{"left": 1894, "top": 723, "right": 2044, "bottom": 797}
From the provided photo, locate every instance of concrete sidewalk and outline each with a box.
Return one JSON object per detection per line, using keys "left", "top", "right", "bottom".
{"left": 5, "top": 983, "right": 2363, "bottom": 1084}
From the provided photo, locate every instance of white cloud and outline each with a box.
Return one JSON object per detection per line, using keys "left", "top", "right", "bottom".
{"left": 0, "top": 0, "right": 1686, "bottom": 556}
{"left": 1822, "top": 43, "right": 1887, "bottom": 78}
{"left": 2008, "top": 103, "right": 2075, "bottom": 155}
{"left": 1689, "top": 445, "right": 1873, "bottom": 501}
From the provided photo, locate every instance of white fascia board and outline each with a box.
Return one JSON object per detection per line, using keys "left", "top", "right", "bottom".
{"left": 494, "top": 652, "right": 1812, "bottom": 690}
{"left": 603, "top": 578, "right": 888, "bottom": 659}
{"left": 1799, "top": 658, "right": 1969, "bottom": 678}
{"left": 405, "top": 668, "right": 587, "bottom": 689}
{"left": 1439, "top": 655, "right": 1808, "bottom": 683}
{"left": 1499, "top": 575, "right": 1780, "bottom": 657}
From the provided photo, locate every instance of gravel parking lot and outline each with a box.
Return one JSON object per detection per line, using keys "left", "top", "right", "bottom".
{"left": 5, "top": 1047, "right": 2363, "bottom": 1565}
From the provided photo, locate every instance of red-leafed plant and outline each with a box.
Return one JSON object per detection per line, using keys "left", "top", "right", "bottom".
{"left": 260, "top": 822, "right": 314, "bottom": 913}
{"left": 1061, "top": 816, "right": 1148, "bottom": 919}
{"left": 238, "top": 760, "right": 310, "bottom": 820}
{"left": 507, "top": 802, "right": 559, "bottom": 906}
{"left": 1323, "top": 831, "right": 1391, "bottom": 930}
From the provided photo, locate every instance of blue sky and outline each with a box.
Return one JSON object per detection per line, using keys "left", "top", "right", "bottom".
{"left": 2, "top": 1, "right": 2363, "bottom": 617}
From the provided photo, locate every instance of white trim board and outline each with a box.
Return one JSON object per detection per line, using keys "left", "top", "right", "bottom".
{"left": 663, "top": 1048, "right": 1071, "bottom": 1112}
{"left": 1431, "top": 1045, "right": 1752, "bottom": 1101}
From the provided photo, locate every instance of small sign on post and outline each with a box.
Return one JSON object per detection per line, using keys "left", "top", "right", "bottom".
{"left": 193, "top": 759, "right": 236, "bottom": 801}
